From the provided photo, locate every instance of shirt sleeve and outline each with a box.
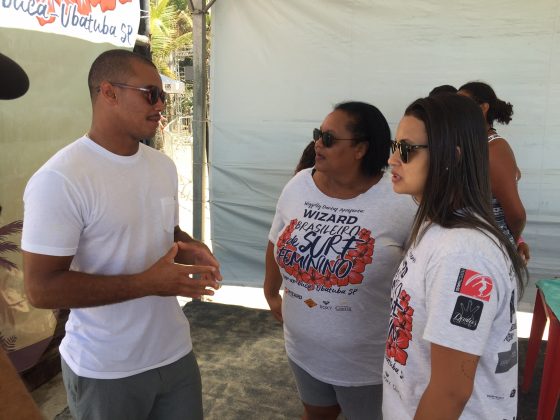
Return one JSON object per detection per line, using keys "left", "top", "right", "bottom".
{"left": 21, "top": 170, "right": 84, "bottom": 256}
{"left": 268, "top": 191, "right": 286, "bottom": 243}
{"left": 422, "top": 252, "right": 503, "bottom": 356}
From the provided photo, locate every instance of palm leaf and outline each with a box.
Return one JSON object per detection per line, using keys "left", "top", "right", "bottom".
{"left": 0, "top": 242, "right": 18, "bottom": 254}
{"left": 0, "top": 220, "right": 22, "bottom": 270}
{"left": 0, "top": 259, "right": 18, "bottom": 270}
{"left": 0, "top": 220, "right": 23, "bottom": 240}
{"left": 0, "top": 239, "right": 20, "bottom": 270}
{"left": 150, "top": 0, "right": 194, "bottom": 76}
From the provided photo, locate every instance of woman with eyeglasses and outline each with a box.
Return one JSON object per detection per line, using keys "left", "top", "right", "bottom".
{"left": 383, "top": 94, "right": 527, "bottom": 419}
{"left": 458, "top": 82, "right": 529, "bottom": 264}
{"left": 264, "top": 101, "right": 416, "bottom": 420}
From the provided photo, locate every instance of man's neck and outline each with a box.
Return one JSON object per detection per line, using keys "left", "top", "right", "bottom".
{"left": 86, "top": 127, "right": 140, "bottom": 156}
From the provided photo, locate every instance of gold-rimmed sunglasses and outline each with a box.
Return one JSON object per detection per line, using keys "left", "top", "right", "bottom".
{"left": 390, "top": 140, "right": 428, "bottom": 163}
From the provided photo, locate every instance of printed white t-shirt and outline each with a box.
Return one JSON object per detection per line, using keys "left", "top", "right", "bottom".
{"left": 22, "top": 137, "right": 191, "bottom": 379}
{"left": 269, "top": 168, "right": 417, "bottom": 386}
{"left": 382, "top": 223, "right": 518, "bottom": 419}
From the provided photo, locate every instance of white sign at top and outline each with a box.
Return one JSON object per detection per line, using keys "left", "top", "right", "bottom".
{"left": 0, "top": 0, "right": 141, "bottom": 48}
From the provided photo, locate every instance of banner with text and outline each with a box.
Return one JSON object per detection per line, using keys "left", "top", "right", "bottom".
{"left": 0, "top": 0, "right": 140, "bottom": 48}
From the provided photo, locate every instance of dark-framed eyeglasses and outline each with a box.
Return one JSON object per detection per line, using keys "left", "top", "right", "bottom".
{"left": 109, "top": 82, "right": 166, "bottom": 105}
{"left": 390, "top": 140, "right": 428, "bottom": 163}
{"left": 313, "top": 128, "right": 358, "bottom": 148}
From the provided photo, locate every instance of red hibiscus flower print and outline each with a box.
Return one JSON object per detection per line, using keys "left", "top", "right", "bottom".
{"left": 347, "top": 270, "right": 364, "bottom": 285}
{"left": 358, "top": 228, "right": 371, "bottom": 241}
{"left": 399, "top": 290, "right": 410, "bottom": 306}
{"left": 393, "top": 341, "right": 409, "bottom": 364}
{"left": 301, "top": 268, "right": 324, "bottom": 288}
{"left": 337, "top": 276, "right": 349, "bottom": 287}
{"left": 292, "top": 264, "right": 311, "bottom": 286}
{"left": 395, "top": 308, "right": 414, "bottom": 332}
{"left": 386, "top": 286, "right": 414, "bottom": 366}
{"left": 322, "top": 271, "right": 336, "bottom": 288}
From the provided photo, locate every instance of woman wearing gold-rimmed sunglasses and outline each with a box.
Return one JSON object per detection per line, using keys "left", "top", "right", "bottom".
{"left": 383, "top": 93, "right": 527, "bottom": 420}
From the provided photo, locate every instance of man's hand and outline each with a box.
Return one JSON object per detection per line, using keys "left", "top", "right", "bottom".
{"left": 177, "top": 241, "right": 223, "bottom": 282}
{"left": 142, "top": 243, "right": 220, "bottom": 299}
{"left": 23, "top": 243, "right": 219, "bottom": 309}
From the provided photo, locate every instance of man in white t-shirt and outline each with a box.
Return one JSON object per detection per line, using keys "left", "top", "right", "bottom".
{"left": 21, "top": 50, "right": 221, "bottom": 420}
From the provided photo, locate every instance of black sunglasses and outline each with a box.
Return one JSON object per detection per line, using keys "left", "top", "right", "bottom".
{"left": 390, "top": 140, "right": 428, "bottom": 163}
{"left": 110, "top": 82, "right": 166, "bottom": 105}
{"left": 313, "top": 128, "right": 359, "bottom": 148}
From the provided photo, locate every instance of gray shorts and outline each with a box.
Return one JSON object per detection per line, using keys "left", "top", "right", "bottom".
{"left": 288, "top": 358, "right": 382, "bottom": 420}
{"left": 61, "top": 351, "right": 202, "bottom": 420}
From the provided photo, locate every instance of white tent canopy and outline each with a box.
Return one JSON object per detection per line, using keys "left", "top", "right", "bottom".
{"left": 208, "top": 0, "right": 560, "bottom": 308}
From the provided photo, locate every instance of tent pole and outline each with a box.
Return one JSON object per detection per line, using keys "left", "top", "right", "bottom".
{"left": 192, "top": 0, "right": 207, "bottom": 241}
{"left": 204, "top": 0, "right": 218, "bottom": 11}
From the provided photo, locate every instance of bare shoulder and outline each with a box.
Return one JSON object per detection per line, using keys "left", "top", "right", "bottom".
{"left": 488, "top": 137, "right": 518, "bottom": 170}
{"left": 488, "top": 136, "right": 513, "bottom": 153}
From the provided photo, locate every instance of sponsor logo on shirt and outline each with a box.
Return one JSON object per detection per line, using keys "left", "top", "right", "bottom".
{"left": 335, "top": 305, "right": 351, "bottom": 312}
{"left": 495, "top": 342, "right": 518, "bottom": 373}
{"left": 503, "top": 322, "right": 517, "bottom": 342}
{"left": 454, "top": 268, "right": 493, "bottom": 302}
{"left": 304, "top": 298, "right": 317, "bottom": 308}
{"left": 504, "top": 331, "right": 515, "bottom": 342}
{"left": 450, "top": 296, "right": 483, "bottom": 330}
{"left": 383, "top": 371, "right": 391, "bottom": 386}
{"left": 284, "top": 287, "right": 302, "bottom": 300}
{"left": 510, "top": 389, "right": 516, "bottom": 398}
{"left": 320, "top": 300, "right": 332, "bottom": 310}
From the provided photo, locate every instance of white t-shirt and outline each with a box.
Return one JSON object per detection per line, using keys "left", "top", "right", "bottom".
{"left": 22, "top": 136, "right": 191, "bottom": 379}
{"left": 269, "top": 169, "right": 417, "bottom": 386}
{"left": 382, "top": 223, "right": 518, "bottom": 419}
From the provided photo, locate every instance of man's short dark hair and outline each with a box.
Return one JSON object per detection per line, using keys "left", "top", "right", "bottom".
{"left": 87, "top": 49, "right": 157, "bottom": 101}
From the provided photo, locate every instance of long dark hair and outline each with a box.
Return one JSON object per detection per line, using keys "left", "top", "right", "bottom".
{"left": 334, "top": 101, "right": 391, "bottom": 176}
{"left": 405, "top": 94, "right": 527, "bottom": 294}
{"left": 459, "top": 81, "right": 513, "bottom": 126}
{"left": 294, "top": 141, "right": 315, "bottom": 174}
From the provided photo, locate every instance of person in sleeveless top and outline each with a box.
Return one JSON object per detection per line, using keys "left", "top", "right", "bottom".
{"left": 458, "top": 82, "right": 530, "bottom": 263}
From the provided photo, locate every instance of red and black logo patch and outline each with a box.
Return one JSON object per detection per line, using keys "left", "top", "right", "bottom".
{"left": 454, "top": 268, "right": 493, "bottom": 302}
